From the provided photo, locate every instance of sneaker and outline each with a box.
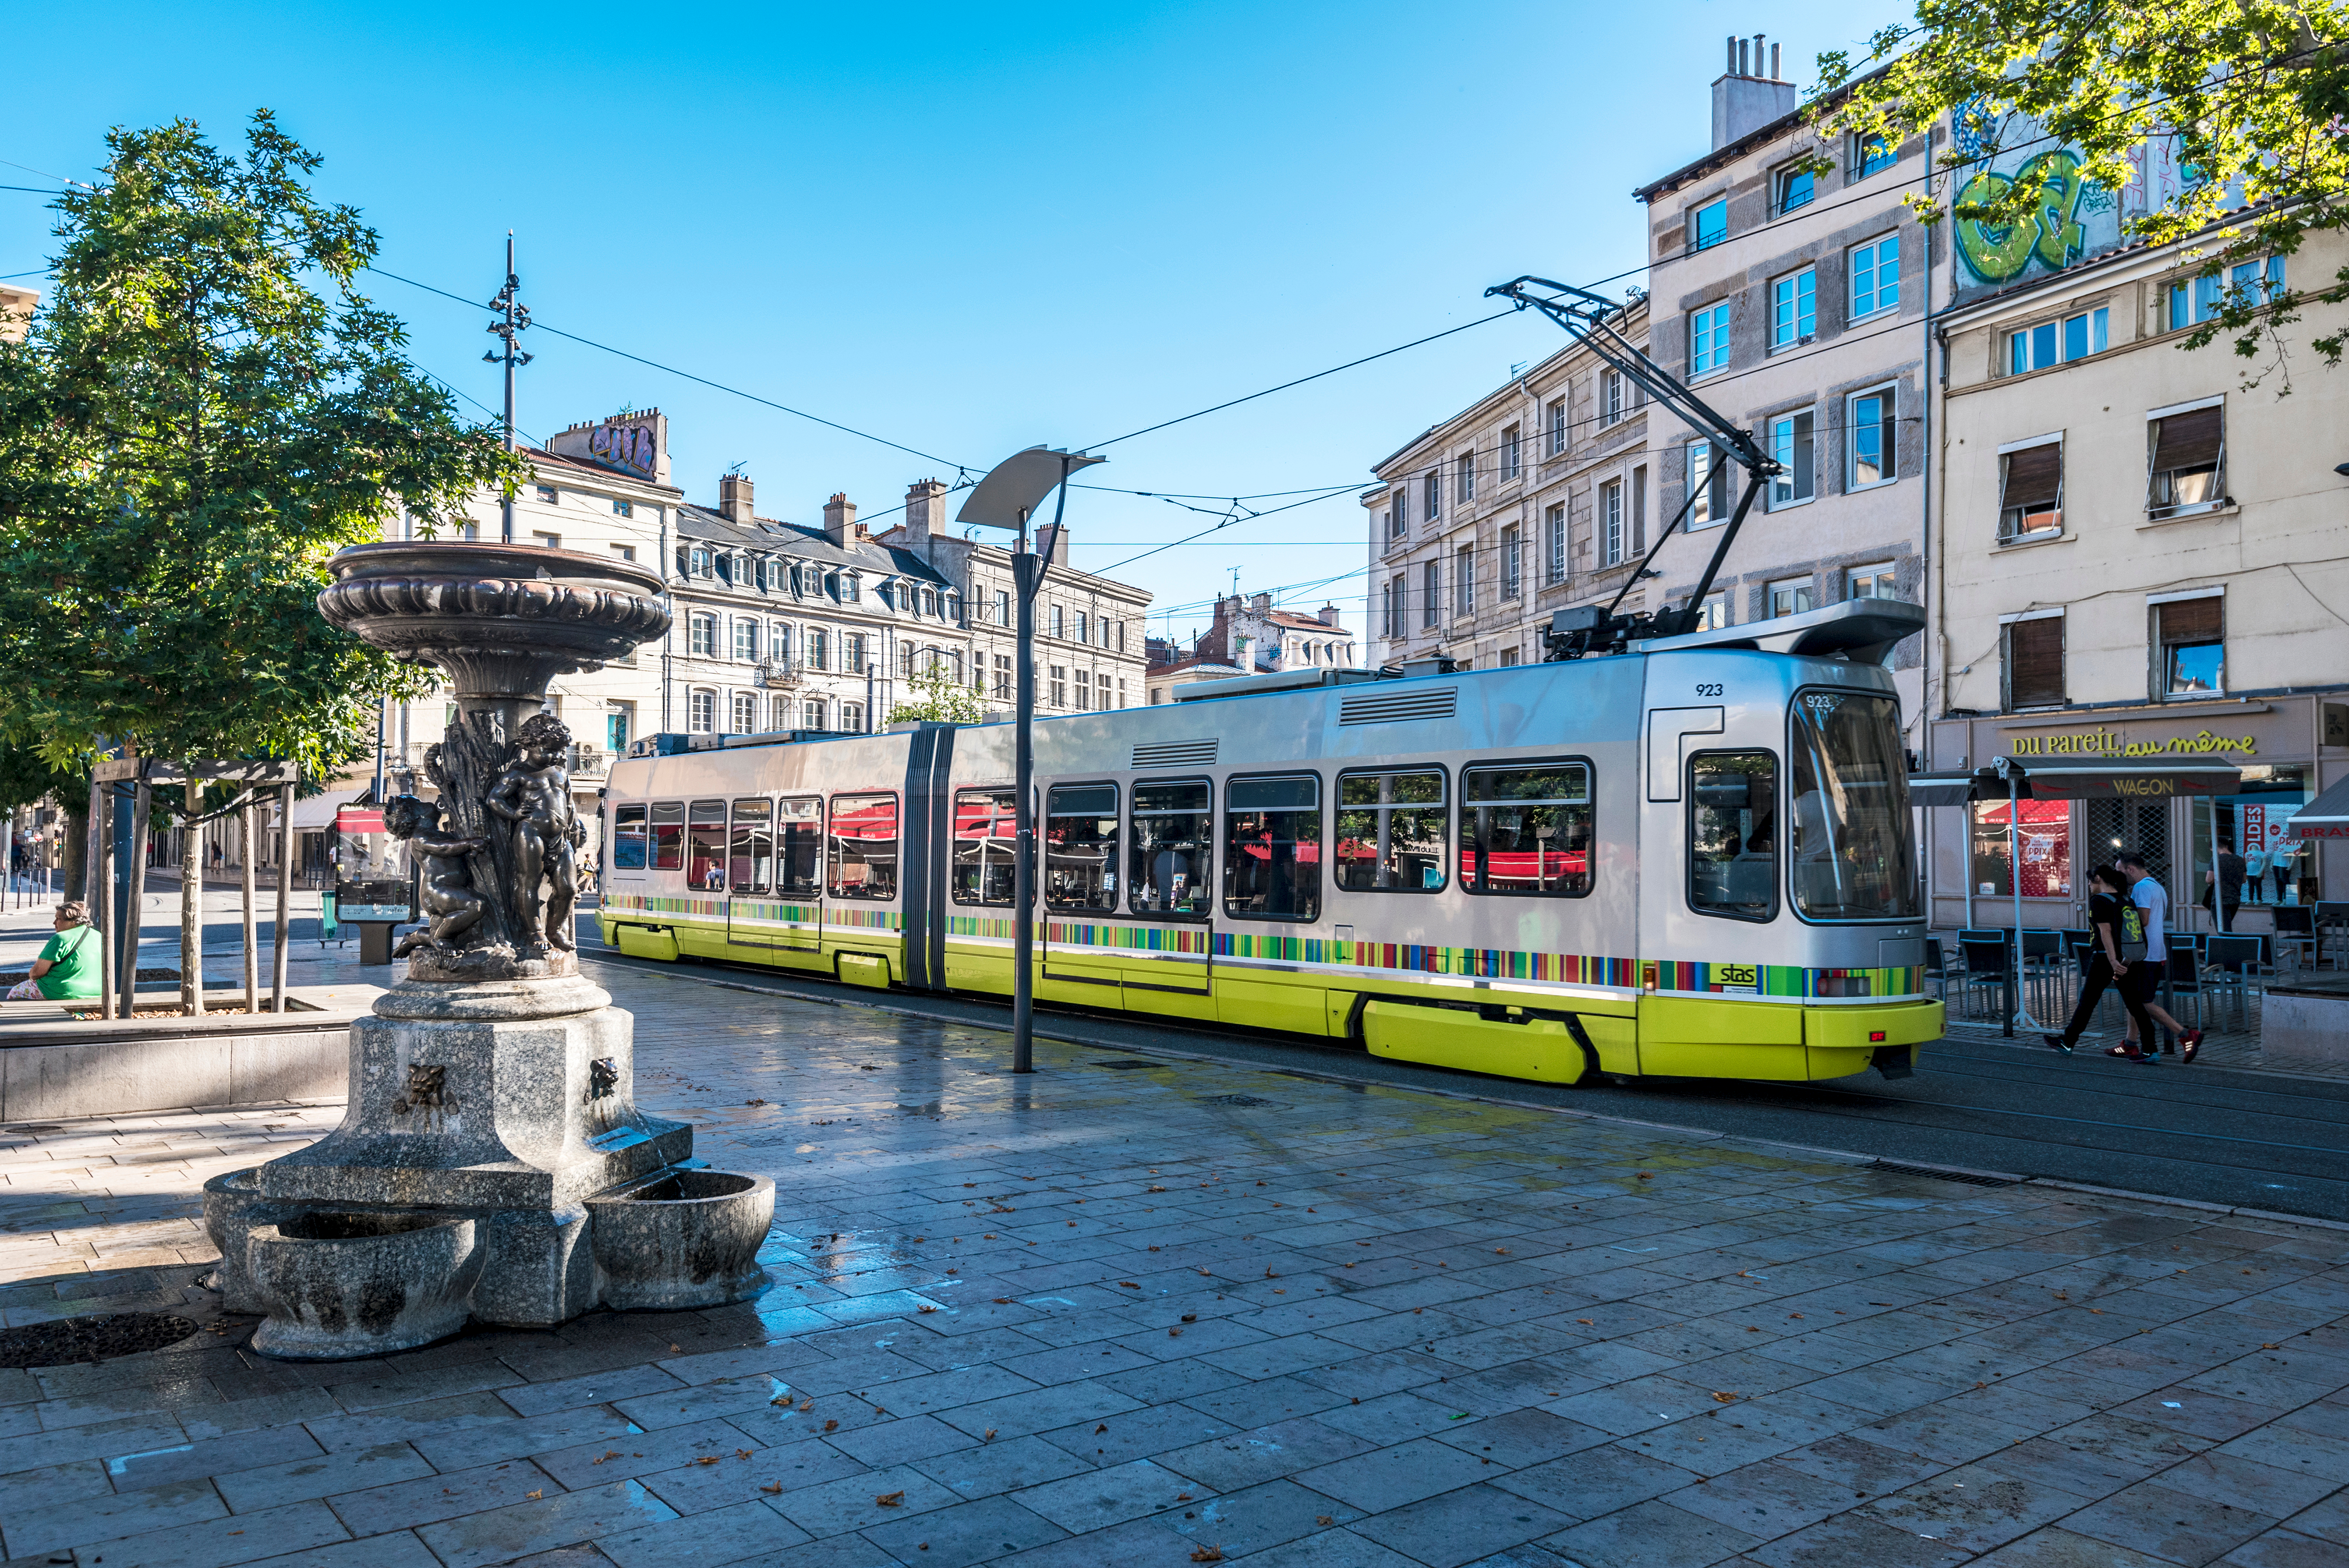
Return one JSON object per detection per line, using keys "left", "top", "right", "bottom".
{"left": 2105, "top": 1045, "right": 2149, "bottom": 1061}
{"left": 2181, "top": 1029, "right": 2203, "bottom": 1065}
{"left": 2042, "top": 1034, "right": 2074, "bottom": 1055}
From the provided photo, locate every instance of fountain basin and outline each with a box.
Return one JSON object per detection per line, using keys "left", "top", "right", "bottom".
{"left": 587, "top": 1169, "right": 775, "bottom": 1309}
{"left": 248, "top": 1211, "right": 484, "bottom": 1359}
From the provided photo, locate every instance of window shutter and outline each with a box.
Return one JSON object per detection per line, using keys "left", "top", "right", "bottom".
{"left": 2000, "top": 443, "right": 2063, "bottom": 509}
{"left": 2007, "top": 617, "right": 2064, "bottom": 708}
{"left": 2152, "top": 407, "right": 2223, "bottom": 471}
{"left": 2158, "top": 596, "right": 2222, "bottom": 643}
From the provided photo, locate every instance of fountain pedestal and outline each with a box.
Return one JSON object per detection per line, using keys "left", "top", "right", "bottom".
{"left": 204, "top": 543, "right": 772, "bottom": 1355}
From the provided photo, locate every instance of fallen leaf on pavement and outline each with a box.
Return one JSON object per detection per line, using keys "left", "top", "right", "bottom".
{"left": 1191, "top": 1549, "right": 1224, "bottom": 1564}
{"left": 761, "top": 1484, "right": 782, "bottom": 1494}
{"left": 695, "top": 1457, "right": 721, "bottom": 1466}
{"left": 1181, "top": 1313, "right": 1197, "bottom": 1323}
{"left": 1316, "top": 1515, "right": 1335, "bottom": 1526}
{"left": 1712, "top": 1392, "right": 1740, "bottom": 1404}
{"left": 824, "top": 1419, "right": 838, "bottom": 1432}
{"left": 876, "top": 1490, "right": 906, "bottom": 1507}
{"left": 526, "top": 1490, "right": 543, "bottom": 1499}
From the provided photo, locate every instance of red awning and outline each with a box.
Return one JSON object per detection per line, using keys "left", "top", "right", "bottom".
{"left": 2287, "top": 775, "right": 2349, "bottom": 839}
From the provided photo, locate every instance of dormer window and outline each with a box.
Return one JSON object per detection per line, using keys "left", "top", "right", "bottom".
{"left": 690, "top": 546, "right": 713, "bottom": 578}
{"left": 922, "top": 588, "right": 937, "bottom": 617}
{"left": 843, "top": 572, "right": 862, "bottom": 603}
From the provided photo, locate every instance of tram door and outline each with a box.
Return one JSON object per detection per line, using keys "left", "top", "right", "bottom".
{"left": 1116, "top": 777, "right": 1216, "bottom": 1020}
{"left": 725, "top": 797, "right": 778, "bottom": 950}
{"left": 775, "top": 797, "right": 824, "bottom": 951}
{"left": 1040, "top": 782, "right": 1126, "bottom": 1003}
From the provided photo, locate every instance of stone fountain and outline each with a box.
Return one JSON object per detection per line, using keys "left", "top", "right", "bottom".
{"left": 204, "top": 542, "right": 774, "bottom": 1358}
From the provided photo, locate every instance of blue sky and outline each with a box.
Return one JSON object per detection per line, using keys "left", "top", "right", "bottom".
{"left": 0, "top": 0, "right": 1894, "bottom": 647}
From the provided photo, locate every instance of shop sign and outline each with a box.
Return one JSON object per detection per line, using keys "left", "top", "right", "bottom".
{"left": 2005, "top": 728, "right": 2257, "bottom": 759}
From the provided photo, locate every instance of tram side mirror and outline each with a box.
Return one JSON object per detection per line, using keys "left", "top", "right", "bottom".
{"left": 1550, "top": 606, "right": 1607, "bottom": 637}
{"left": 1693, "top": 779, "right": 1752, "bottom": 809}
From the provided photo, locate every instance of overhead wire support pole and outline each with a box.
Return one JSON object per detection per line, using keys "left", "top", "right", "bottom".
{"left": 483, "top": 232, "right": 533, "bottom": 544}
{"left": 1484, "top": 275, "right": 1779, "bottom": 653}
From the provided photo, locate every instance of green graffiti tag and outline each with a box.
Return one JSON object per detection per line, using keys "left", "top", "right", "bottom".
{"left": 1954, "top": 151, "right": 2089, "bottom": 282}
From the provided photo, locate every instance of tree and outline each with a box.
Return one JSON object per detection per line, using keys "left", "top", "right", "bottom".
{"left": 1814, "top": 1, "right": 2349, "bottom": 373}
{"left": 0, "top": 111, "right": 520, "bottom": 780}
{"left": 886, "top": 667, "right": 987, "bottom": 728}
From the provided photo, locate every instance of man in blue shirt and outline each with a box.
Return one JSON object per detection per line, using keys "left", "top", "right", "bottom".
{"left": 2115, "top": 851, "right": 2204, "bottom": 1063}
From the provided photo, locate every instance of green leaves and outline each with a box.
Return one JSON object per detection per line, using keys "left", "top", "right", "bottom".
{"left": 0, "top": 112, "right": 521, "bottom": 778}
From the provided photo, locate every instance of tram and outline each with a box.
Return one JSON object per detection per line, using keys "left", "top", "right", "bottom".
{"left": 598, "top": 598, "right": 1940, "bottom": 1087}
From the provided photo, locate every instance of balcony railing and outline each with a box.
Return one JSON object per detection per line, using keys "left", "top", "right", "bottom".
{"left": 759, "top": 658, "right": 803, "bottom": 688}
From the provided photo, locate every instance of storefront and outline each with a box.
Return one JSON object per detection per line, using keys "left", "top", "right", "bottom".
{"left": 1922, "top": 696, "right": 2347, "bottom": 933}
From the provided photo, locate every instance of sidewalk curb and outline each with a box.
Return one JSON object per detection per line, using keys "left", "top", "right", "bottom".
{"left": 590, "top": 951, "right": 2349, "bottom": 1234}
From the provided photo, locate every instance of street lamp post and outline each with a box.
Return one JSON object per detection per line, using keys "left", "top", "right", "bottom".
{"left": 957, "top": 447, "right": 1104, "bottom": 1073}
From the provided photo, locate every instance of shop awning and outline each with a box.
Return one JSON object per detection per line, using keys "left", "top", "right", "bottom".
{"left": 280, "top": 788, "right": 366, "bottom": 832}
{"left": 2286, "top": 774, "right": 2349, "bottom": 839}
{"left": 1905, "top": 771, "right": 1985, "bottom": 808}
{"left": 2000, "top": 758, "right": 2244, "bottom": 800}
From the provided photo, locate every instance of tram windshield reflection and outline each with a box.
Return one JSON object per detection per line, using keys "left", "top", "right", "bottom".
{"left": 1788, "top": 690, "right": 1919, "bottom": 921}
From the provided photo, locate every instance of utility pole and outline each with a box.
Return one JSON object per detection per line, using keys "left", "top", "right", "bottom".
{"left": 483, "top": 232, "right": 533, "bottom": 544}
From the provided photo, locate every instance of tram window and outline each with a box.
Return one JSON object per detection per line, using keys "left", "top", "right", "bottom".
{"left": 1046, "top": 783, "right": 1119, "bottom": 912}
{"left": 1461, "top": 762, "right": 1592, "bottom": 896}
{"left": 1788, "top": 690, "right": 1921, "bottom": 921}
{"left": 952, "top": 788, "right": 1019, "bottom": 907}
{"left": 828, "top": 793, "right": 899, "bottom": 901}
{"left": 1224, "top": 773, "right": 1322, "bottom": 922}
{"left": 1131, "top": 780, "right": 1211, "bottom": 920}
{"left": 1336, "top": 769, "right": 1448, "bottom": 892}
{"left": 777, "top": 797, "right": 823, "bottom": 898}
{"left": 649, "top": 801, "right": 684, "bottom": 870}
{"left": 687, "top": 800, "right": 728, "bottom": 892}
{"left": 728, "top": 798, "right": 774, "bottom": 897}
{"left": 1689, "top": 751, "right": 1779, "bottom": 921}
{"left": 612, "top": 804, "right": 648, "bottom": 871}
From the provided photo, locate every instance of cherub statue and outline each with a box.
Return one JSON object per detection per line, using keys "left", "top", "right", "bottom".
{"left": 485, "top": 712, "right": 584, "bottom": 951}
{"left": 382, "top": 795, "right": 487, "bottom": 958}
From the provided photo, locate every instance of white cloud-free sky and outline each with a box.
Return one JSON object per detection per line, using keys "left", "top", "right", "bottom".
{"left": 0, "top": 0, "right": 1896, "bottom": 647}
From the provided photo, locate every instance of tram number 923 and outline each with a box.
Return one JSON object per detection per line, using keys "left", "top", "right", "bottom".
{"left": 1694, "top": 683, "right": 1724, "bottom": 698}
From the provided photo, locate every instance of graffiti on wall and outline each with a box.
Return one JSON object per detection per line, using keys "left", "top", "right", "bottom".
{"left": 1949, "top": 109, "right": 2188, "bottom": 297}
{"left": 588, "top": 419, "right": 659, "bottom": 478}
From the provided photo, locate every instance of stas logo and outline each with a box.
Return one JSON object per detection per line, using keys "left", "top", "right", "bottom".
{"left": 1715, "top": 962, "right": 1759, "bottom": 993}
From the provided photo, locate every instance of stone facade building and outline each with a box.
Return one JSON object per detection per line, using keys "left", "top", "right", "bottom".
{"left": 1192, "top": 594, "right": 1355, "bottom": 674}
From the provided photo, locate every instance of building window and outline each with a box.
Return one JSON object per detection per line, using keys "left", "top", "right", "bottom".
{"left": 1767, "top": 577, "right": 1814, "bottom": 619}
{"left": 1381, "top": 578, "right": 1398, "bottom": 637}
{"left": 1050, "top": 604, "right": 1065, "bottom": 640}
{"left": 899, "top": 643, "right": 916, "bottom": 679}
{"left": 841, "top": 573, "right": 860, "bottom": 603}
{"left": 804, "top": 700, "right": 827, "bottom": 730}
{"left": 614, "top": 499, "right": 633, "bottom": 518}
{"left": 611, "top": 544, "right": 635, "bottom": 562}
{"left": 1075, "top": 669, "right": 1092, "bottom": 710}
{"left": 607, "top": 703, "right": 634, "bottom": 754}
{"left": 1850, "top": 234, "right": 1899, "bottom": 319}
{"left": 1499, "top": 646, "right": 1520, "bottom": 666}
{"left": 2148, "top": 402, "right": 2224, "bottom": 518}
{"left": 1846, "top": 563, "right": 1897, "bottom": 600}
{"left": 1075, "top": 610, "right": 1089, "bottom": 644}
{"left": 690, "top": 546, "right": 713, "bottom": 577}
{"left": 1689, "top": 302, "right": 1731, "bottom": 376}
{"left": 843, "top": 632, "right": 867, "bottom": 674}
{"left": 1048, "top": 665, "right": 1067, "bottom": 707}
{"left": 1771, "top": 267, "right": 1815, "bottom": 349}
{"left": 1456, "top": 452, "right": 1476, "bottom": 504}
{"left": 1454, "top": 544, "right": 1475, "bottom": 618}
{"left": 1601, "top": 480, "right": 1626, "bottom": 565}
{"left": 1115, "top": 619, "right": 1126, "bottom": 653}
{"left": 1768, "top": 411, "right": 1815, "bottom": 509}
{"left": 688, "top": 689, "right": 716, "bottom": 732}
{"left": 1421, "top": 560, "right": 1441, "bottom": 628}
{"left": 1544, "top": 503, "right": 1566, "bottom": 583}
{"left": 732, "top": 619, "right": 758, "bottom": 661}
{"left": 2004, "top": 613, "right": 2065, "bottom": 710}
{"left": 1389, "top": 489, "right": 1408, "bottom": 538}
{"left": 1694, "top": 592, "right": 1728, "bottom": 630}
{"left": 765, "top": 694, "right": 789, "bottom": 730}
{"left": 535, "top": 484, "right": 557, "bottom": 504}
{"left": 2156, "top": 594, "right": 2224, "bottom": 696}
{"left": 689, "top": 613, "right": 717, "bottom": 657}
{"left": 2010, "top": 306, "right": 2107, "bottom": 372}
{"left": 1688, "top": 441, "right": 1728, "bottom": 526}
{"left": 1687, "top": 197, "right": 1727, "bottom": 252}
{"left": 1998, "top": 440, "right": 2064, "bottom": 540}
{"left": 532, "top": 530, "right": 561, "bottom": 551}
{"left": 989, "top": 589, "right": 1008, "bottom": 626}
{"left": 730, "top": 692, "right": 758, "bottom": 733}
{"left": 1776, "top": 166, "right": 1814, "bottom": 215}
{"left": 840, "top": 702, "right": 865, "bottom": 734}
{"left": 805, "top": 629, "right": 828, "bottom": 670}
{"left": 1599, "top": 370, "right": 1625, "bottom": 426}
{"left": 1501, "top": 523, "right": 1522, "bottom": 598}
{"left": 1500, "top": 424, "right": 1522, "bottom": 482}
{"left": 1851, "top": 131, "right": 1894, "bottom": 179}
{"left": 993, "top": 653, "right": 1011, "bottom": 700}
{"left": 2168, "top": 256, "right": 2284, "bottom": 328}
{"left": 1116, "top": 677, "right": 1128, "bottom": 707}
{"left": 1630, "top": 466, "right": 1647, "bottom": 555}
{"left": 1848, "top": 389, "right": 1897, "bottom": 487}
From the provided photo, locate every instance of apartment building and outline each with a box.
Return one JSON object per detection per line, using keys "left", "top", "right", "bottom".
{"left": 0, "top": 281, "right": 35, "bottom": 342}
{"left": 1925, "top": 209, "right": 2349, "bottom": 927}
{"left": 1630, "top": 35, "right": 1933, "bottom": 723}
{"left": 1192, "top": 594, "right": 1355, "bottom": 674}
{"left": 1365, "top": 301, "right": 1653, "bottom": 671}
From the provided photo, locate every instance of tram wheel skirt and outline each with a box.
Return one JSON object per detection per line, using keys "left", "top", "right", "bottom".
{"left": 1362, "top": 1002, "right": 1597, "bottom": 1086}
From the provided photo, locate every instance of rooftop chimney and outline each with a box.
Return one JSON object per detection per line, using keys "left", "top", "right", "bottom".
{"left": 1250, "top": 592, "right": 1272, "bottom": 614}
{"left": 823, "top": 491, "right": 859, "bottom": 547}
{"left": 1712, "top": 31, "right": 1797, "bottom": 151}
{"left": 902, "top": 478, "right": 948, "bottom": 556}
{"left": 1317, "top": 603, "right": 1342, "bottom": 627}
{"left": 719, "top": 471, "right": 755, "bottom": 526}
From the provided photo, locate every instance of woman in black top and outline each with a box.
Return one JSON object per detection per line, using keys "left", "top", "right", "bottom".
{"left": 2045, "top": 865, "right": 2156, "bottom": 1059}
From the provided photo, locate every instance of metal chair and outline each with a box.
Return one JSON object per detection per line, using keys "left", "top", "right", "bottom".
{"left": 2271, "top": 903, "right": 2315, "bottom": 973}
{"left": 1958, "top": 938, "right": 2011, "bottom": 1022}
{"left": 2020, "top": 929, "right": 2068, "bottom": 1021}
{"left": 2315, "top": 902, "right": 2349, "bottom": 972}
{"left": 1922, "top": 938, "right": 1950, "bottom": 1004}
{"left": 2204, "top": 934, "right": 2266, "bottom": 1031}
{"left": 2162, "top": 947, "right": 2208, "bottom": 1037}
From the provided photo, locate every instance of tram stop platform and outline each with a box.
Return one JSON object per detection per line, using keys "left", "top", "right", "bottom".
{"left": 2, "top": 956, "right": 2346, "bottom": 1568}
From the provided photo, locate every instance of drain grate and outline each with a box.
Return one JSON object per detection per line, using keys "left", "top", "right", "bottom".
{"left": 1091, "top": 1060, "right": 1164, "bottom": 1070}
{"left": 1201, "top": 1094, "right": 1280, "bottom": 1108}
{"left": 0, "top": 1312, "right": 200, "bottom": 1369}
{"left": 1872, "top": 1160, "right": 2021, "bottom": 1188}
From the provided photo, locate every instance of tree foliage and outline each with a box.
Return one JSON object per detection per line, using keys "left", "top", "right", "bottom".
{"left": 1814, "top": 0, "right": 2349, "bottom": 371}
{"left": 886, "top": 667, "right": 987, "bottom": 727}
{"left": 0, "top": 112, "right": 520, "bottom": 780}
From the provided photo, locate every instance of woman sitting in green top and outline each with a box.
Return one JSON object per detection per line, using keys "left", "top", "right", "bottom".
{"left": 6, "top": 902, "right": 100, "bottom": 1001}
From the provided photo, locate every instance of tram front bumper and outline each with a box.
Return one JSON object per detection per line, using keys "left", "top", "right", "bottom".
{"left": 1636, "top": 996, "right": 1943, "bottom": 1080}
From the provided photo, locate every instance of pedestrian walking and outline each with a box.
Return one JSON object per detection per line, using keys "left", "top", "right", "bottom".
{"left": 2045, "top": 865, "right": 2157, "bottom": 1057}
{"left": 2205, "top": 838, "right": 2245, "bottom": 931}
{"left": 2115, "top": 849, "right": 2203, "bottom": 1063}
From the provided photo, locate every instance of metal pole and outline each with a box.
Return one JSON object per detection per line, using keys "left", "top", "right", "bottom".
{"left": 1011, "top": 511, "right": 1037, "bottom": 1074}
{"left": 88, "top": 778, "right": 113, "bottom": 1021}
{"left": 273, "top": 781, "right": 293, "bottom": 1013}
{"left": 485, "top": 232, "right": 531, "bottom": 545}
{"left": 122, "top": 774, "right": 150, "bottom": 1016}
{"left": 241, "top": 799, "right": 258, "bottom": 1014}
{"left": 181, "top": 776, "right": 203, "bottom": 1018}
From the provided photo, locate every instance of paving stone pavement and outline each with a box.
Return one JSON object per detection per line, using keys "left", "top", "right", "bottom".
{"left": 2, "top": 958, "right": 2346, "bottom": 1568}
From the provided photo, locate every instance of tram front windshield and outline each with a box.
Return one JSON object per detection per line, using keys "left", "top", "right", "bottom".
{"left": 1788, "top": 690, "right": 1919, "bottom": 921}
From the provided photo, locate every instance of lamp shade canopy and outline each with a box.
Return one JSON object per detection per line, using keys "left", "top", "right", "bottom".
{"left": 956, "top": 446, "right": 1106, "bottom": 530}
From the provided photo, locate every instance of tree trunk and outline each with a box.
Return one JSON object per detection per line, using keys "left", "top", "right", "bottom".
{"left": 59, "top": 800, "right": 88, "bottom": 909}
{"left": 181, "top": 778, "right": 203, "bottom": 1017}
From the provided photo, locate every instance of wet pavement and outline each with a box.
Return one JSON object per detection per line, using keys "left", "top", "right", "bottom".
{"left": 2, "top": 957, "right": 2347, "bottom": 1567}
